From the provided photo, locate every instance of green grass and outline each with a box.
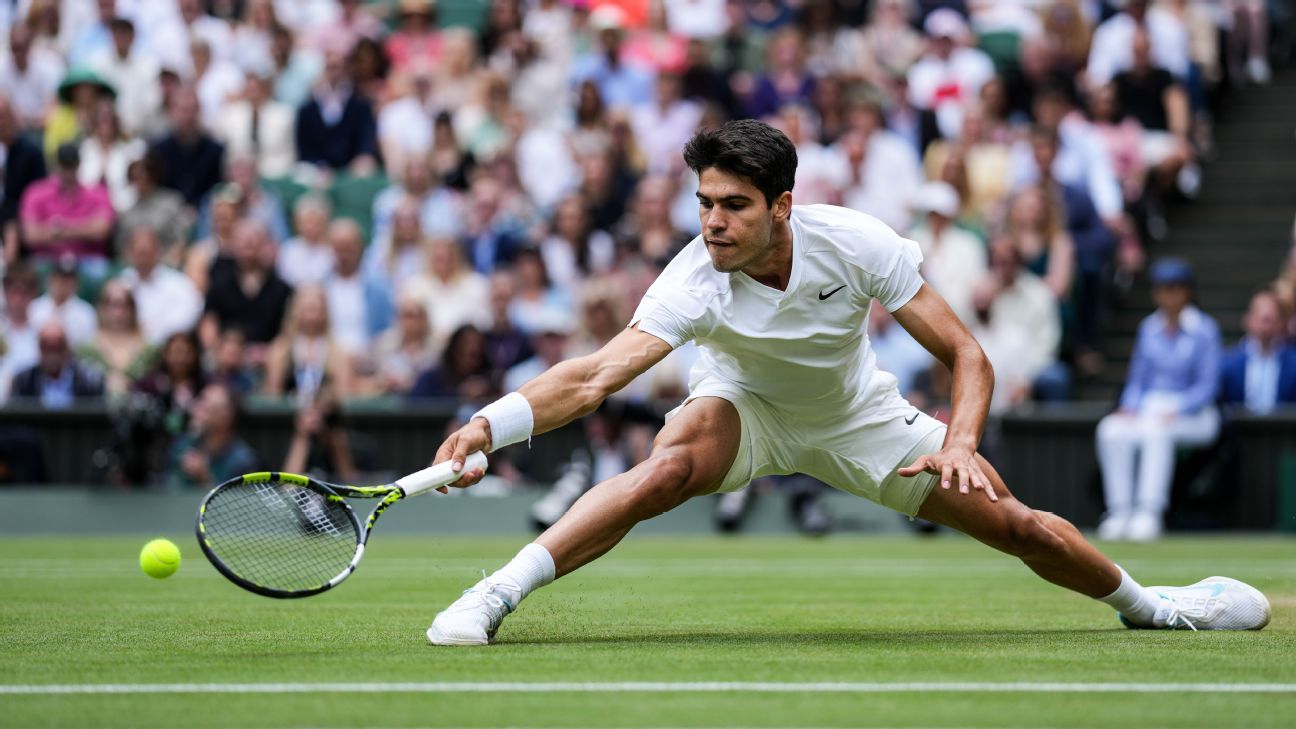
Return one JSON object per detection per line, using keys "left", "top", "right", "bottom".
{"left": 1, "top": 534, "right": 1293, "bottom": 728}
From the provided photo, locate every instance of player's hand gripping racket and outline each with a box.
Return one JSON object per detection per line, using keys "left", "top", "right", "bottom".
{"left": 195, "top": 452, "right": 487, "bottom": 598}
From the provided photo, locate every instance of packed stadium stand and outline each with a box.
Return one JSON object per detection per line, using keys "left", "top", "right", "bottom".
{"left": 1, "top": 0, "right": 1294, "bottom": 535}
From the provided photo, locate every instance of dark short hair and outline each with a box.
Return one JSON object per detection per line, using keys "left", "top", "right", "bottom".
{"left": 682, "top": 119, "right": 797, "bottom": 206}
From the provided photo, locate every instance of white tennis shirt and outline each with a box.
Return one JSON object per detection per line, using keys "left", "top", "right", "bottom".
{"left": 631, "top": 204, "right": 926, "bottom": 418}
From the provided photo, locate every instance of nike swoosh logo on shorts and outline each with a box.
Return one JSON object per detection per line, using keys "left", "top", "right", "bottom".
{"left": 904, "top": 412, "right": 919, "bottom": 425}
{"left": 818, "top": 285, "right": 846, "bottom": 300}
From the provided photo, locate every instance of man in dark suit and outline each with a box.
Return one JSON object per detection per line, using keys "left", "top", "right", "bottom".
{"left": 295, "top": 48, "right": 378, "bottom": 174}
{"left": 1220, "top": 290, "right": 1296, "bottom": 413}
{"left": 150, "top": 87, "right": 225, "bottom": 207}
{"left": 12, "top": 321, "right": 104, "bottom": 407}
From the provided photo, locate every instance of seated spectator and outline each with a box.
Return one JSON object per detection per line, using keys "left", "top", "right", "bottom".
{"left": 503, "top": 307, "right": 572, "bottom": 393}
{"left": 19, "top": 143, "right": 115, "bottom": 277}
{"left": 362, "top": 196, "right": 425, "bottom": 297}
{"left": 540, "top": 195, "right": 616, "bottom": 292}
{"left": 44, "top": 68, "right": 115, "bottom": 163}
{"left": 1096, "top": 258, "right": 1221, "bottom": 542}
{"left": 0, "top": 264, "right": 41, "bottom": 402}
{"left": 214, "top": 154, "right": 289, "bottom": 243}
{"left": 482, "top": 270, "right": 534, "bottom": 381}
{"left": 114, "top": 154, "right": 193, "bottom": 264}
{"left": 295, "top": 48, "right": 378, "bottom": 176}
{"left": 30, "top": 256, "right": 96, "bottom": 347}
{"left": 0, "top": 24, "right": 64, "bottom": 134}
{"left": 199, "top": 219, "right": 293, "bottom": 358}
{"left": 166, "top": 382, "right": 260, "bottom": 488}
{"left": 0, "top": 94, "right": 47, "bottom": 245}
{"left": 999, "top": 184, "right": 1076, "bottom": 302}
{"left": 79, "top": 280, "right": 154, "bottom": 396}
{"left": 907, "top": 181, "right": 986, "bottom": 324}
{"left": 151, "top": 86, "right": 225, "bottom": 208}
{"left": 838, "top": 92, "right": 923, "bottom": 234}
{"left": 78, "top": 98, "right": 145, "bottom": 212}
{"left": 283, "top": 386, "right": 358, "bottom": 483}
{"left": 968, "top": 240, "right": 1066, "bottom": 413}
{"left": 1085, "top": 83, "right": 1147, "bottom": 208}
{"left": 408, "top": 323, "right": 495, "bottom": 403}
{"left": 630, "top": 70, "right": 703, "bottom": 178}
{"left": 384, "top": 0, "right": 443, "bottom": 74}
{"left": 12, "top": 320, "right": 105, "bottom": 407}
{"left": 1086, "top": 0, "right": 1190, "bottom": 88}
{"left": 744, "top": 28, "right": 815, "bottom": 120}
{"left": 569, "top": 7, "right": 654, "bottom": 112}
{"left": 906, "top": 9, "right": 995, "bottom": 140}
{"left": 370, "top": 155, "right": 463, "bottom": 245}
{"left": 367, "top": 292, "right": 440, "bottom": 397}
{"left": 184, "top": 184, "right": 243, "bottom": 293}
{"left": 215, "top": 65, "right": 296, "bottom": 179}
{"left": 133, "top": 331, "right": 206, "bottom": 455}
{"left": 190, "top": 37, "right": 246, "bottom": 133}
{"left": 276, "top": 194, "right": 336, "bottom": 287}
{"left": 773, "top": 103, "right": 850, "bottom": 206}
{"left": 88, "top": 16, "right": 160, "bottom": 139}
{"left": 508, "top": 247, "right": 574, "bottom": 335}
{"left": 1112, "top": 28, "right": 1194, "bottom": 200}
{"left": 324, "top": 219, "right": 393, "bottom": 358}
{"left": 264, "top": 285, "right": 354, "bottom": 403}
{"left": 118, "top": 226, "right": 204, "bottom": 345}
{"left": 268, "top": 18, "right": 322, "bottom": 110}
{"left": 921, "top": 101, "right": 1014, "bottom": 220}
{"left": 210, "top": 328, "right": 257, "bottom": 396}
{"left": 1219, "top": 290, "right": 1296, "bottom": 414}
{"left": 404, "top": 237, "right": 490, "bottom": 353}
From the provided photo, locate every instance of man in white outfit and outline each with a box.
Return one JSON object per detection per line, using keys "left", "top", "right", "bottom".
{"left": 426, "top": 121, "right": 1268, "bottom": 645}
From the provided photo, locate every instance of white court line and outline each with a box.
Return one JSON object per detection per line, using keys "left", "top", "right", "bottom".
{"left": 2, "top": 682, "right": 1294, "bottom": 695}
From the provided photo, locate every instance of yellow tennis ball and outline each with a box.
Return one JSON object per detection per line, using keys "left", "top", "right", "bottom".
{"left": 139, "top": 538, "right": 181, "bottom": 579}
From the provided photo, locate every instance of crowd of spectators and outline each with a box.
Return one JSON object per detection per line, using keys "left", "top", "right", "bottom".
{"left": 0, "top": 0, "right": 1289, "bottom": 494}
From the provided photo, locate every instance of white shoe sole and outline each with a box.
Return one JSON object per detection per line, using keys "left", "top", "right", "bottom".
{"left": 426, "top": 624, "right": 491, "bottom": 646}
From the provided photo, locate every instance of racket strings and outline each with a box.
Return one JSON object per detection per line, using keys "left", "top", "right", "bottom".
{"left": 201, "top": 481, "right": 360, "bottom": 592}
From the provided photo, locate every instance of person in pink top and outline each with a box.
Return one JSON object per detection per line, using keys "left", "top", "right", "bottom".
{"left": 18, "top": 143, "right": 114, "bottom": 279}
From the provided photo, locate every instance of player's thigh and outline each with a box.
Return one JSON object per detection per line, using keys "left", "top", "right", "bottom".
{"left": 914, "top": 454, "right": 1036, "bottom": 549}
{"left": 650, "top": 395, "right": 742, "bottom": 496}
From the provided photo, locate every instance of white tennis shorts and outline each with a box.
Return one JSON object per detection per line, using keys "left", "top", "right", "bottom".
{"left": 665, "top": 373, "right": 947, "bottom": 517}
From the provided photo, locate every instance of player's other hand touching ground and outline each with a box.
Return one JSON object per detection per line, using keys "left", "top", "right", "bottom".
{"left": 432, "top": 420, "right": 491, "bottom": 493}
{"left": 897, "top": 444, "right": 998, "bottom": 502}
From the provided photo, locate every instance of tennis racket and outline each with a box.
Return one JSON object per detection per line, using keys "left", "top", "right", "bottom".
{"left": 195, "top": 452, "right": 488, "bottom": 599}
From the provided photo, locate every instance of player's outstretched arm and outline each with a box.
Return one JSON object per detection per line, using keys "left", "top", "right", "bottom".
{"left": 892, "top": 284, "right": 998, "bottom": 502}
{"left": 433, "top": 326, "right": 674, "bottom": 489}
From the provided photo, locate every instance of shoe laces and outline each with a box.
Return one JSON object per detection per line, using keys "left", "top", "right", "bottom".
{"left": 451, "top": 570, "right": 515, "bottom": 618}
{"left": 1159, "top": 592, "right": 1201, "bottom": 631}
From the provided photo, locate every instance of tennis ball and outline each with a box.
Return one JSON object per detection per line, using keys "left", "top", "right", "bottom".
{"left": 139, "top": 538, "right": 181, "bottom": 579}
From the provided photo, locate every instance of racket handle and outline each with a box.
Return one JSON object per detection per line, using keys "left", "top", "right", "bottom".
{"left": 396, "top": 451, "right": 489, "bottom": 497}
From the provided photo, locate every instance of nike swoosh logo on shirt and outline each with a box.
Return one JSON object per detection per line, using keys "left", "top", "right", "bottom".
{"left": 904, "top": 412, "right": 920, "bottom": 425}
{"left": 818, "top": 285, "right": 846, "bottom": 301}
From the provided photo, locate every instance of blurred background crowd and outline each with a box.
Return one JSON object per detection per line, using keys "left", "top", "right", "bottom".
{"left": 1, "top": 0, "right": 1294, "bottom": 530}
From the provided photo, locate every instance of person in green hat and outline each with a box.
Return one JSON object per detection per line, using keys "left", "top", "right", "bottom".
{"left": 44, "top": 68, "right": 116, "bottom": 164}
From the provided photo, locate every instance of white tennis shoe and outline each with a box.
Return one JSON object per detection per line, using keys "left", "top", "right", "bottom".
{"left": 427, "top": 577, "right": 515, "bottom": 646}
{"left": 1122, "top": 576, "right": 1271, "bottom": 631}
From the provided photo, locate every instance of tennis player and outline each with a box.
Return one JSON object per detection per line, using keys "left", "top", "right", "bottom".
{"left": 427, "top": 120, "right": 1269, "bottom": 645}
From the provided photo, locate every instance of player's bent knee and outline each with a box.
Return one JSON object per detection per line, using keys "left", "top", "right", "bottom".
{"left": 1002, "top": 508, "right": 1067, "bottom": 560}
{"left": 626, "top": 451, "right": 697, "bottom": 515}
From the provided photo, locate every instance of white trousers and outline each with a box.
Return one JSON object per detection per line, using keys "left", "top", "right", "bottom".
{"left": 1095, "top": 393, "right": 1220, "bottom": 516}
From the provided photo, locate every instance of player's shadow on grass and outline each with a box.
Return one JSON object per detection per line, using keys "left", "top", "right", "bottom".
{"left": 504, "top": 628, "right": 1118, "bottom": 647}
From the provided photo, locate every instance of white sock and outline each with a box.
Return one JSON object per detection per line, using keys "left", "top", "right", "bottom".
{"left": 1097, "top": 566, "right": 1162, "bottom": 626}
{"left": 486, "top": 543, "right": 556, "bottom": 607}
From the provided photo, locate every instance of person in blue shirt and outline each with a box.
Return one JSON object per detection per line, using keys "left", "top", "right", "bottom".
{"left": 1219, "top": 290, "right": 1296, "bottom": 414}
{"left": 1095, "top": 258, "right": 1221, "bottom": 541}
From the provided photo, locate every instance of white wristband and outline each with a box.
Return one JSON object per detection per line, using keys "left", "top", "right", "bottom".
{"left": 472, "top": 392, "right": 534, "bottom": 452}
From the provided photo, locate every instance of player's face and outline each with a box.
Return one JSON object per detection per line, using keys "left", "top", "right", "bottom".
{"left": 696, "top": 168, "right": 787, "bottom": 274}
